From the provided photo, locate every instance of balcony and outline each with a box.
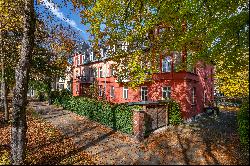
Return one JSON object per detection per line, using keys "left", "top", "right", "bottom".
{"left": 76, "top": 75, "right": 96, "bottom": 83}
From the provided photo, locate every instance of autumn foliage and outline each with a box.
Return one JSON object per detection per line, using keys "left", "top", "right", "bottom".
{"left": 0, "top": 108, "right": 95, "bottom": 165}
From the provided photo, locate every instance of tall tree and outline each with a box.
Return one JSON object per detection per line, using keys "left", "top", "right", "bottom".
{"left": 72, "top": 0, "right": 249, "bottom": 95}
{"left": 0, "top": 0, "right": 23, "bottom": 121}
{"left": 10, "top": 0, "right": 36, "bottom": 164}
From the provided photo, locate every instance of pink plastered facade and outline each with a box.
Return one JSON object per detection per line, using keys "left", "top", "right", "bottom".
{"left": 72, "top": 53, "right": 214, "bottom": 120}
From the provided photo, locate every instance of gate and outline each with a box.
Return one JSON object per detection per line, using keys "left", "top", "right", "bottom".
{"left": 144, "top": 105, "right": 167, "bottom": 134}
{"left": 128, "top": 101, "right": 169, "bottom": 136}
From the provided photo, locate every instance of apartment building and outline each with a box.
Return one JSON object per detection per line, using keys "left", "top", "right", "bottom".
{"left": 71, "top": 41, "right": 214, "bottom": 119}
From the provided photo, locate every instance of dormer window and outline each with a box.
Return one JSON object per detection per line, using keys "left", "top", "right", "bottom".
{"left": 162, "top": 56, "right": 172, "bottom": 72}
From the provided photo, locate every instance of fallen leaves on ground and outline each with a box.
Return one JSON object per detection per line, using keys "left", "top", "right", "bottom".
{"left": 0, "top": 109, "right": 96, "bottom": 165}
{"left": 140, "top": 110, "right": 249, "bottom": 165}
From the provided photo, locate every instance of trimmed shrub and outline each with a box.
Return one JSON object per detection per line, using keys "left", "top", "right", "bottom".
{"left": 168, "top": 100, "right": 183, "bottom": 125}
{"left": 237, "top": 101, "right": 249, "bottom": 147}
{"left": 52, "top": 95, "right": 135, "bottom": 134}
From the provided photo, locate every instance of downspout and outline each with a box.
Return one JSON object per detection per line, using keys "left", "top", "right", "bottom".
{"left": 104, "top": 60, "right": 107, "bottom": 100}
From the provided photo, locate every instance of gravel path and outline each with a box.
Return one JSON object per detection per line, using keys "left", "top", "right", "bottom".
{"left": 30, "top": 102, "right": 249, "bottom": 165}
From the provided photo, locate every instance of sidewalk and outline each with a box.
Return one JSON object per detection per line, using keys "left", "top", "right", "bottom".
{"left": 30, "top": 102, "right": 249, "bottom": 165}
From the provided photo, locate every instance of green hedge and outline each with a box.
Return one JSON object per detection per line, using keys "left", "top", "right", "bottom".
{"left": 168, "top": 100, "right": 183, "bottom": 125}
{"left": 51, "top": 91, "right": 183, "bottom": 134}
{"left": 237, "top": 101, "right": 249, "bottom": 147}
{"left": 51, "top": 92, "right": 134, "bottom": 134}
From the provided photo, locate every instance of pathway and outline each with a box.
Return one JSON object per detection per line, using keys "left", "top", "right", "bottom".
{"left": 30, "top": 102, "right": 249, "bottom": 165}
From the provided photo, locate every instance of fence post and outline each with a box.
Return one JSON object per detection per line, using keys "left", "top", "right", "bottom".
{"left": 166, "top": 104, "right": 169, "bottom": 125}
{"left": 133, "top": 107, "right": 145, "bottom": 142}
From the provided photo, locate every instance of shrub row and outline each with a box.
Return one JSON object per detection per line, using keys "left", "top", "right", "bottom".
{"left": 51, "top": 90, "right": 134, "bottom": 134}
{"left": 51, "top": 90, "right": 183, "bottom": 134}
{"left": 237, "top": 101, "right": 249, "bottom": 147}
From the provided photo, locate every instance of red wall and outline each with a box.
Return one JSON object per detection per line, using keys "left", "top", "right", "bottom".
{"left": 72, "top": 55, "right": 214, "bottom": 119}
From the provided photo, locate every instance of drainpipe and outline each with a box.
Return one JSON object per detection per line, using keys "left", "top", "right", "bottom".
{"left": 104, "top": 60, "right": 107, "bottom": 100}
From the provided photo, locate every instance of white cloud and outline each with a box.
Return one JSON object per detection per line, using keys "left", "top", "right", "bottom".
{"left": 41, "top": 0, "right": 83, "bottom": 32}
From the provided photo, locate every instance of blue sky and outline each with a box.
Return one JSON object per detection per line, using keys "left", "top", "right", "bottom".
{"left": 36, "top": 0, "right": 90, "bottom": 42}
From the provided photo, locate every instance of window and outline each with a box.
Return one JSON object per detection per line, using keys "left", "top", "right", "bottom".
{"left": 31, "top": 89, "right": 34, "bottom": 96}
{"left": 123, "top": 87, "right": 128, "bottom": 99}
{"left": 162, "top": 56, "right": 172, "bottom": 72}
{"left": 191, "top": 87, "right": 196, "bottom": 104}
{"left": 98, "top": 85, "right": 102, "bottom": 96}
{"left": 76, "top": 84, "right": 79, "bottom": 94}
{"left": 75, "top": 70, "right": 79, "bottom": 79}
{"left": 112, "top": 45, "right": 116, "bottom": 52}
{"left": 82, "top": 54, "right": 85, "bottom": 64}
{"left": 99, "top": 67, "right": 103, "bottom": 78}
{"left": 110, "top": 86, "right": 115, "bottom": 98}
{"left": 210, "top": 68, "right": 213, "bottom": 80}
{"left": 162, "top": 86, "right": 171, "bottom": 99}
{"left": 59, "top": 84, "right": 64, "bottom": 90}
{"left": 121, "top": 42, "right": 128, "bottom": 51}
{"left": 141, "top": 86, "right": 148, "bottom": 101}
{"left": 82, "top": 69, "right": 85, "bottom": 76}
{"left": 110, "top": 65, "right": 115, "bottom": 76}
{"left": 203, "top": 91, "right": 206, "bottom": 104}
{"left": 93, "top": 68, "right": 97, "bottom": 78}
{"left": 77, "top": 55, "right": 80, "bottom": 65}
{"left": 90, "top": 51, "right": 94, "bottom": 61}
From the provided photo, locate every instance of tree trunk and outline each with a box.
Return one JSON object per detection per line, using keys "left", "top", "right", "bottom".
{"left": 0, "top": 25, "right": 3, "bottom": 112}
{"left": 3, "top": 80, "right": 9, "bottom": 121}
{"left": 0, "top": 58, "right": 4, "bottom": 112}
{"left": 46, "top": 78, "right": 52, "bottom": 105}
{"left": 11, "top": 0, "right": 35, "bottom": 164}
{"left": 0, "top": 29, "right": 9, "bottom": 121}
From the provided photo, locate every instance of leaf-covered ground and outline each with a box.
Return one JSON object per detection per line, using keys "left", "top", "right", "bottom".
{"left": 30, "top": 102, "right": 249, "bottom": 165}
{"left": 0, "top": 107, "right": 95, "bottom": 165}
{"left": 138, "top": 111, "right": 249, "bottom": 165}
{"left": 1, "top": 102, "right": 248, "bottom": 165}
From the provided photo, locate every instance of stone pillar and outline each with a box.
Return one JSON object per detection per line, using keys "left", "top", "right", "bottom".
{"left": 133, "top": 109, "right": 145, "bottom": 142}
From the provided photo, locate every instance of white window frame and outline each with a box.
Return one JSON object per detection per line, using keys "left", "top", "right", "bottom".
{"left": 98, "top": 85, "right": 102, "bottom": 97}
{"left": 110, "top": 86, "right": 115, "bottom": 98}
{"left": 77, "top": 55, "right": 80, "bottom": 65}
{"left": 90, "top": 51, "right": 94, "bottom": 61}
{"left": 141, "top": 86, "right": 148, "bottom": 101}
{"left": 203, "top": 91, "right": 206, "bottom": 104}
{"left": 191, "top": 87, "right": 196, "bottom": 104}
{"left": 162, "top": 86, "right": 171, "bottom": 99}
{"left": 162, "top": 56, "right": 172, "bottom": 72}
{"left": 123, "top": 87, "right": 128, "bottom": 99}
{"left": 82, "top": 54, "right": 85, "bottom": 64}
{"left": 99, "top": 67, "right": 102, "bottom": 78}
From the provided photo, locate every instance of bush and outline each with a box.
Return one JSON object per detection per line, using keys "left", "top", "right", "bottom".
{"left": 237, "top": 101, "right": 249, "bottom": 147}
{"left": 168, "top": 100, "right": 183, "bottom": 125}
{"left": 52, "top": 95, "right": 135, "bottom": 134}
{"left": 0, "top": 150, "right": 10, "bottom": 165}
